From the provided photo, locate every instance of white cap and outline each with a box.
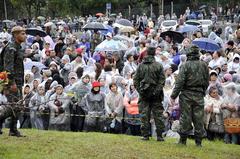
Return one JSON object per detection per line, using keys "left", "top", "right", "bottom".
{"left": 106, "top": 32, "right": 112, "bottom": 38}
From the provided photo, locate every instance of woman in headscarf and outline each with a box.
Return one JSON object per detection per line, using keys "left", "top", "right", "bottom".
{"left": 222, "top": 82, "right": 240, "bottom": 144}
{"left": 31, "top": 66, "right": 42, "bottom": 79}
{"left": 60, "top": 54, "right": 71, "bottom": 85}
{"left": 19, "top": 84, "right": 34, "bottom": 129}
{"left": 24, "top": 71, "right": 34, "bottom": 85}
{"left": 204, "top": 86, "right": 224, "bottom": 141}
{"left": 30, "top": 42, "right": 42, "bottom": 61}
{"left": 48, "top": 84, "right": 71, "bottom": 131}
{"left": 29, "top": 84, "right": 48, "bottom": 130}
{"left": 32, "top": 78, "right": 42, "bottom": 94}
{"left": 70, "top": 74, "right": 91, "bottom": 131}
{"left": 123, "top": 83, "right": 141, "bottom": 136}
{"left": 80, "top": 81, "right": 106, "bottom": 132}
{"left": 105, "top": 83, "right": 124, "bottom": 133}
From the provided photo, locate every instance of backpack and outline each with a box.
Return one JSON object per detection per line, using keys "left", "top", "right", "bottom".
{"left": 0, "top": 42, "right": 9, "bottom": 72}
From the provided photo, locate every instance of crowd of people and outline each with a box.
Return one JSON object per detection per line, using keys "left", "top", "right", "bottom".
{"left": 0, "top": 6, "right": 240, "bottom": 145}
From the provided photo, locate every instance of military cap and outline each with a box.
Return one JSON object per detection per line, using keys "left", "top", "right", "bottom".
{"left": 186, "top": 45, "right": 200, "bottom": 56}
{"left": 11, "top": 26, "right": 26, "bottom": 33}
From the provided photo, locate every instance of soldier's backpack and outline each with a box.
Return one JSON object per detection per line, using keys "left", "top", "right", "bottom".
{"left": 0, "top": 42, "right": 9, "bottom": 72}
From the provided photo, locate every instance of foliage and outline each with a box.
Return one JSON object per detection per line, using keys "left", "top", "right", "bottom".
{"left": 6, "top": 0, "right": 240, "bottom": 19}
{"left": 0, "top": 129, "right": 240, "bottom": 159}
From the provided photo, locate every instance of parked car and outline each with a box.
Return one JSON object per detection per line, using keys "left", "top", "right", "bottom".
{"left": 198, "top": 19, "right": 213, "bottom": 34}
{"left": 160, "top": 20, "right": 178, "bottom": 32}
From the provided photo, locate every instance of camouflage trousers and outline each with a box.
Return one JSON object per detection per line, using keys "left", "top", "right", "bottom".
{"left": 178, "top": 91, "right": 206, "bottom": 138}
{"left": 138, "top": 98, "right": 165, "bottom": 137}
{"left": 0, "top": 86, "right": 22, "bottom": 132}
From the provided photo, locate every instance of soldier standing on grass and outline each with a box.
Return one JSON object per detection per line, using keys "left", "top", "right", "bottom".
{"left": 170, "top": 45, "right": 209, "bottom": 147}
{"left": 0, "top": 26, "right": 27, "bottom": 137}
{"left": 134, "top": 46, "right": 166, "bottom": 141}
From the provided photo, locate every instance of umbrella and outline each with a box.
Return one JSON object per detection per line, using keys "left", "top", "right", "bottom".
{"left": 116, "top": 19, "right": 133, "bottom": 27}
{"left": 26, "top": 28, "right": 47, "bottom": 37}
{"left": 113, "top": 23, "right": 135, "bottom": 33}
{"left": 199, "top": 5, "right": 207, "bottom": 10}
{"left": 44, "top": 21, "right": 54, "bottom": 27}
{"left": 110, "top": 13, "right": 117, "bottom": 17}
{"left": 113, "top": 35, "right": 134, "bottom": 46}
{"left": 160, "top": 31, "right": 184, "bottom": 43}
{"left": 96, "top": 13, "right": 104, "bottom": 17}
{"left": 185, "top": 20, "right": 201, "bottom": 26}
{"left": 178, "top": 25, "right": 200, "bottom": 33}
{"left": 192, "top": 38, "right": 220, "bottom": 52}
{"left": 24, "top": 61, "right": 46, "bottom": 70}
{"left": 95, "top": 39, "right": 128, "bottom": 52}
{"left": 119, "top": 26, "right": 135, "bottom": 33}
{"left": 2, "top": 19, "right": 13, "bottom": 23}
{"left": 100, "top": 25, "right": 113, "bottom": 35}
{"left": 113, "top": 35, "right": 134, "bottom": 43}
{"left": 37, "top": 16, "right": 45, "bottom": 21}
{"left": 57, "top": 21, "right": 66, "bottom": 25}
{"left": 83, "top": 22, "right": 108, "bottom": 30}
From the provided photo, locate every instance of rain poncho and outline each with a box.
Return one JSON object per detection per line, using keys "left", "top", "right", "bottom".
{"left": 48, "top": 90, "right": 71, "bottom": 131}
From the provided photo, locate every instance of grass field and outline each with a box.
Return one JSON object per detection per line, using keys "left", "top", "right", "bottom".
{"left": 0, "top": 129, "right": 239, "bottom": 159}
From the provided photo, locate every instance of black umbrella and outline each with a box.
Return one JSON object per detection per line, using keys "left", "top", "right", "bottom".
{"left": 116, "top": 19, "right": 133, "bottom": 27}
{"left": 26, "top": 28, "right": 47, "bottom": 37}
{"left": 82, "top": 22, "right": 107, "bottom": 30}
{"left": 160, "top": 31, "right": 184, "bottom": 43}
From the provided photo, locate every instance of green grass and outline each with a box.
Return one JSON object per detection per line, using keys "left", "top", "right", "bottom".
{"left": 0, "top": 129, "right": 239, "bottom": 159}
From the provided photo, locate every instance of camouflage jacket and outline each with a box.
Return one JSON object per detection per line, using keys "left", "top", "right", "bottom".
{"left": 171, "top": 59, "right": 209, "bottom": 99}
{"left": 133, "top": 55, "right": 165, "bottom": 98}
{"left": 3, "top": 41, "right": 24, "bottom": 87}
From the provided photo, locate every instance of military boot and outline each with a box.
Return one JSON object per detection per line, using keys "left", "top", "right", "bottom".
{"left": 141, "top": 136, "right": 150, "bottom": 141}
{"left": 195, "top": 138, "right": 202, "bottom": 147}
{"left": 9, "top": 116, "right": 25, "bottom": 137}
{"left": 178, "top": 136, "right": 187, "bottom": 145}
{"left": 9, "top": 130, "right": 25, "bottom": 137}
{"left": 157, "top": 134, "right": 165, "bottom": 142}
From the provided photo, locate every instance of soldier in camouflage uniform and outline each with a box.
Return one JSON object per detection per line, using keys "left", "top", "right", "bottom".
{"left": 0, "top": 26, "right": 26, "bottom": 137}
{"left": 134, "top": 46, "right": 166, "bottom": 141}
{"left": 170, "top": 45, "right": 209, "bottom": 147}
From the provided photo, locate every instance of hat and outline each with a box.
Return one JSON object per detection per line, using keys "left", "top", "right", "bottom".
{"left": 82, "top": 74, "right": 90, "bottom": 79}
{"left": 92, "top": 81, "right": 101, "bottom": 88}
{"left": 31, "top": 42, "right": 40, "bottom": 49}
{"left": 223, "top": 73, "right": 232, "bottom": 82}
{"left": 76, "top": 48, "right": 83, "bottom": 56}
{"left": 106, "top": 32, "right": 112, "bottom": 38}
{"left": 11, "top": 26, "right": 25, "bottom": 33}
{"left": 49, "top": 61, "right": 58, "bottom": 67}
{"left": 50, "top": 81, "right": 58, "bottom": 88}
{"left": 161, "top": 51, "right": 170, "bottom": 58}
{"left": 209, "top": 70, "right": 218, "bottom": 76}
{"left": 55, "top": 84, "right": 63, "bottom": 89}
{"left": 61, "top": 55, "right": 70, "bottom": 62}
{"left": 164, "top": 64, "right": 171, "bottom": 71}
{"left": 42, "top": 69, "right": 52, "bottom": 77}
{"left": 186, "top": 45, "right": 200, "bottom": 57}
{"left": 68, "top": 72, "right": 78, "bottom": 79}
{"left": 66, "top": 47, "right": 72, "bottom": 51}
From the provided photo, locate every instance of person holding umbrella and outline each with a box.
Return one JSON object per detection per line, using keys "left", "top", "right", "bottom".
{"left": 32, "top": 33, "right": 43, "bottom": 50}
